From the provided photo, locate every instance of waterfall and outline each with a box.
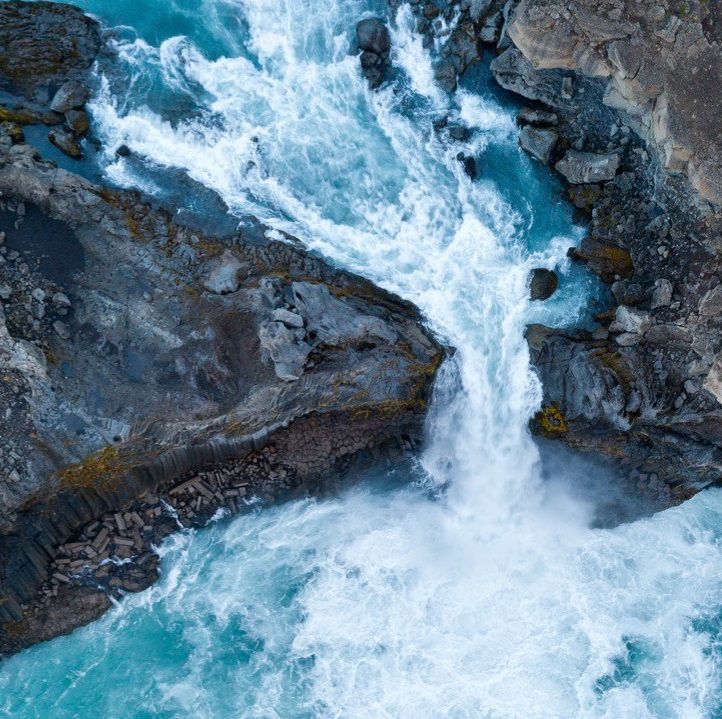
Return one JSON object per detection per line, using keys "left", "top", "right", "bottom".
{"left": 2, "top": 2, "right": 722, "bottom": 718}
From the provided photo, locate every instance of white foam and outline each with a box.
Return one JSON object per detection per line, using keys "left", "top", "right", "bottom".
{"left": 6, "top": 1, "right": 718, "bottom": 717}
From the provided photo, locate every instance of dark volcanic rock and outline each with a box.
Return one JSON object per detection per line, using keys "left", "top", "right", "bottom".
{"left": 434, "top": 60, "right": 459, "bottom": 93}
{"left": 519, "top": 126, "right": 557, "bottom": 164}
{"left": 356, "top": 18, "right": 391, "bottom": 89}
{"left": 556, "top": 151, "right": 619, "bottom": 185}
{"left": 0, "top": 3, "right": 443, "bottom": 656}
{"left": 48, "top": 127, "right": 82, "bottom": 158}
{"left": 412, "top": 0, "right": 722, "bottom": 508}
{"left": 0, "top": 2, "right": 100, "bottom": 103}
{"left": 529, "top": 269, "right": 558, "bottom": 301}
{"left": 64, "top": 109, "right": 90, "bottom": 137}
{"left": 356, "top": 18, "right": 391, "bottom": 56}
{"left": 508, "top": 0, "right": 722, "bottom": 205}
{"left": 569, "top": 237, "right": 633, "bottom": 284}
{"left": 491, "top": 48, "right": 572, "bottom": 108}
{"left": 456, "top": 152, "right": 478, "bottom": 180}
{"left": 0, "top": 130, "right": 442, "bottom": 652}
{"left": 50, "top": 81, "right": 89, "bottom": 114}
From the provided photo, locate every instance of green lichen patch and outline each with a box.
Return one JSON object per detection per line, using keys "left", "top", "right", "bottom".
{"left": 58, "top": 446, "right": 127, "bottom": 489}
{"left": 534, "top": 405, "right": 569, "bottom": 436}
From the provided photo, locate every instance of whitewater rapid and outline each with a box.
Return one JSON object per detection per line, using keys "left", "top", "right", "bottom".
{"left": 2, "top": 2, "right": 722, "bottom": 718}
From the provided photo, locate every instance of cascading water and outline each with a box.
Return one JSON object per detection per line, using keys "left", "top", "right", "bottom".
{"left": 2, "top": 2, "right": 722, "bottom": 717}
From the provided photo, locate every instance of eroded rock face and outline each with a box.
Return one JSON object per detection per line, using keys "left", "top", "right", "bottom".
{"left": 0, "top": 2, "right": 100, "bottom": 103}
{"left": 507, "top": 0, "right": 722, "bottom": 205}
{"left": 0, "top": 2, "right": 443, "bottom": 655}
{"left": 0, "top": 136, "right": 442, "bottom": 650}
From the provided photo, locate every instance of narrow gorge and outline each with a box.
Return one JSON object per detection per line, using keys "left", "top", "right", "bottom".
{"left": 0, "top": 1, "right": 721, "bottom": 717}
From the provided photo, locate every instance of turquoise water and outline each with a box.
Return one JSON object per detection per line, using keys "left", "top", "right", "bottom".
{"left": 2, "top": 1, "right": 722, "bottom": 717}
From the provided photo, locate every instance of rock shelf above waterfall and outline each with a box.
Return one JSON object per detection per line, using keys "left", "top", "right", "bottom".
{"left": 0, "top": 1, "right": 443, "bottom": 655}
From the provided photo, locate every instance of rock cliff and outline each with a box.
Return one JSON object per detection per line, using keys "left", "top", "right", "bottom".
{"left": 0, "top": 2, "right": 442, "bottom": 654}
{"left": 396, "top": 0, "right": 722, "bottom": 505}
{"left": 507, "top": 0, "right": 722, "bottom": 205}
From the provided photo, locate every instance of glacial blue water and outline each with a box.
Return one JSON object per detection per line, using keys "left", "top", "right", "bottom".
{"left": 2, "top": 1, "right": 722, "bottom": 717}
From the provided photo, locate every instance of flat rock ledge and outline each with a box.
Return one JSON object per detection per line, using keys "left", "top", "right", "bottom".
{"left": 0, "top": 2, "right": 443, "bottom": 653}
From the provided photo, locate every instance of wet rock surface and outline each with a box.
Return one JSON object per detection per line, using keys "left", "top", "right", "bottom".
{"left": 0, "top": 2, "right": 97, "bottom": 160}
{"left": 499, "top": 1, "right": 722, "bottom": 505}
{"left": 507, "top": 0, "right": 722, "bottom": 205}
{"left": 519, "top": 125, "right": 558, "bottom": 164}
{"left": 356, "top": 18, "right": 392, "bottom": 89}
{"left": 0, "top": 2, "right": 443, "bottom": 655}
{"left": 529, "top": 268, "right": 558, "bottom": 301}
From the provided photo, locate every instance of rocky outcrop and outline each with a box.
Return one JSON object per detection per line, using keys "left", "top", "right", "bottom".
{"left": 0, "top": 3, "right": 443, "bottom": 655}
{"left": 391, "top": 0, "right": 722, "bottom": 505}
{"left": 488, "top": 1, "right": 722, "bottom": 501}
{"left": 0, "top": 2, "right": 100, "bottom": 103}
{"left": 507, "top": 0, "right": 722, "bottom": 205}
{"left": 0, "top": 2, "right": 99, "bottom": 159}
{"left": 0, "top": 133, "right": 441, "bottom": 654}
{"left": 356, "top": 18, "right": 392, "bottom": 89}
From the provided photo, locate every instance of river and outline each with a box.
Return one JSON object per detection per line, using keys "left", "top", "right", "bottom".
{"left": 2, "top": 1, "right": 722, "bottom": 717}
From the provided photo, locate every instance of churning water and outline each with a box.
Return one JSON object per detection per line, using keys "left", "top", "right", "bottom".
{"left": 3, "top": 1, "right": 722, "bottom": 717}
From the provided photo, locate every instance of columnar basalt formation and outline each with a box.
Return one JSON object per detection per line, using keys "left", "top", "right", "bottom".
{"left": 0, "top": 2, "right": 442, "bottom": 654}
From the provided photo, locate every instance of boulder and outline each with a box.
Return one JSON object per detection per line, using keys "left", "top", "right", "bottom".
{"left": 651, "top": 279, "right": 673, "bottom": 309}
{"left": 359, "top": 51, "right": 386, "bottom": 90}
{"left": 258, "top": 321, "right": 311, "bottom": 381}
{"left": 48, "top": 128, "right": 81, "bottom": 159}
{"left": 519, "top": 126, "right": 557, "bottom": 164}
{"left": 556, "top": 151, "right": 620, "bottom": 184}
{"left": 478, "top": 11, "right": 503, "bottom": 45}
{"left": 569, "top": 236, "right": 633, "bottom": 282}
{"left": 567, "top": 184, "right": 603, "bottom": 209}
{"left": 447, "top": 124, "right": 470, "bottom": 142}
{"left": 446, "top": 22, "right": 482, "bottom": 75}
{"left": 65, "top": 109, "right": 89, "bottom": 136}
{"left": 704, "top": 358, "right": 722, "bottom": 405}
{"left": 456, "top": 152, "right": 478, "bottom": 179}
{"left": 609, "top": 306, "right": 651, "bottom": 335}
{"left": 529, "top": 268, "right": 558, "bottom": 300}
{"left": 611, "top": 281, "right": 644, "bottom": 307}
{"left": 463, "top": 0, "right": 494, "bottom": 22}
{"left": 699, "top": 285, "right": 722, "bottom": 317}
{"left": 644, "top": 324, "right": 692, "bottom": 347}
{"left": 50, "top": 81, "right": 89, "bottom": 113}
{"left": 356, "top": 18, "right": 391, "bottom": 56}
{"left": 272, "top": 307, "right": 304, "bottom": 328}
{"left": 202, "top": 250, "right": 244, "bottom": 294}
{"left": 0, "top": 121, "right": 24, "bottom": 144}
{"left": 355, "top": 18, "right": 391, "bottom": 89}
{"left": 434, "top": 60, "right": 458, "bottom": 93}
{"left": 491, "top": 48, "right": 570, "bottom": 108}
